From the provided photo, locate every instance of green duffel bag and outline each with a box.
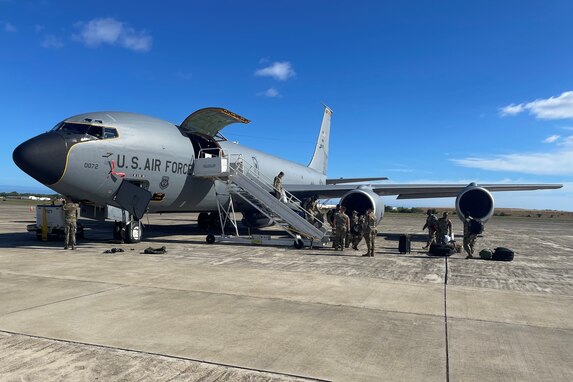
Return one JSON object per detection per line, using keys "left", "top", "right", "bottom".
{"left": 479, "top": 249, "right": 493, "bottom": 260}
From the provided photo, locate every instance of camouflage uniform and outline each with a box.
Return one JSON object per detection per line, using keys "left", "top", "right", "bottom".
{"left": 436, "top": 214, "right": 452, "bottom": 245}
{"left": 327, "top": 205, "right": 340, "bottom": 248}
{"left": 63, "top": 201, "right": 79, "bottom": 249}
{"left": 302, "top": 196, "right": 323, "bottom": 225}
{"left": 350, "top": 211, "right": 363, "bottom": 250}
{"left": 463, "top": 216, "right": 478, "bottom": 259}
{"left": 363, "top": 210, "right": 377, "bottom": 257}
{"left": 273, "top": 172, "right": 283, "bottom": 199}
{"left": 334, "top": 208, "right": 350, "bottom": 251}
{"left": 422, "top": 211, "right": 438, "bottom": 249}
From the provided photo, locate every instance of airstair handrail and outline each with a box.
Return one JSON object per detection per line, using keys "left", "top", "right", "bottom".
{"left": 224, "top": 155, "right": 328, "bottom": 234}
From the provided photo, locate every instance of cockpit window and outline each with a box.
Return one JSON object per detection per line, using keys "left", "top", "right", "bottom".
{"left": 53, "top": 123, "right": 118, "bottom": 140}
{"left": 104, "top": 127, "right": 118, "bottom": 139}
{"left": 87, "top": 125, "right": 103, "bottom": 139}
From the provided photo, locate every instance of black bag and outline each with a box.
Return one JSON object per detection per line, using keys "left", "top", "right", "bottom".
{"left": 398, "top": 234, "right": 411, "bottom": 254}
{"left": 469, "top": 219, "right": 484, "bottom": 235}
{"left": 492, "top": 247, "right": 514, "bottom": 261}
{"left": 428, "top": 243, "right": 455, "bottom": 256}
{"left": 143, "top": 246, "right": 167, "bottom": 254}
{"left": 351, "top": 224, "right": 363, "bottom": 235}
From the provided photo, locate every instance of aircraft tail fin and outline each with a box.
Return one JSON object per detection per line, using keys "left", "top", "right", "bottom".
{"left": 308, "top": 105, "right": 332, "bottom": 175}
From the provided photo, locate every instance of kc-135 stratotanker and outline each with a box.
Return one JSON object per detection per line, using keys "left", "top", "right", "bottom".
{"left": 13, "top": 106, "right": 562, "bottom": 245}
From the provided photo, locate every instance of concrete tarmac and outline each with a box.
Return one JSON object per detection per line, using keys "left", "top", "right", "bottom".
{"left": 0, "top": 204, "right": 571, "bottom": 381}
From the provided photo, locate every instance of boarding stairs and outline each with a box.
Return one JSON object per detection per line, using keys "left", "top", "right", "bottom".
{"left": 193, "top": 151, "right": 330, "bottom": 245}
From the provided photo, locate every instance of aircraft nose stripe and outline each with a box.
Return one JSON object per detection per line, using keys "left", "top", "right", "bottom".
{"left": 12, "top": 132, "right": 68, "bottom": 185}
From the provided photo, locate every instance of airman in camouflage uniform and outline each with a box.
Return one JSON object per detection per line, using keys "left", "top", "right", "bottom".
{"left": 362, "top": 208, "right": 377, "bottom": 257}
{"left": 334, "top": 205, "right": 350, "bottom": 251}
{"left": 62, "top": 196, "right": 79, "bottom": 250}
{"left": 273, "top": 171, "right": 284, "bottom": 200}
{"left": 436, "top": 211, "right": 453, "bottom": 245}
{"left": 422, "top": 209, "right": 438, "bottom": 249}
{"left": 463, "top": 213, "right": 479, "bottom": 259}
{"left": 302, "top": 194, "right": 323, "bottom": 226}
{"left": 350, "top": 210, "right": 363, "bottom": 250}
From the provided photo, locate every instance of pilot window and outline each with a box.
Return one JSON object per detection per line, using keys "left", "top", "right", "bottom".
{"left": 54, "top": 123, "right": 118, "bottom": 140}
{"left": 87, "top": 125, "right": 103, "bottom": 139}
{"left": 104, "top": 127, "right": 118, "bottom": 139}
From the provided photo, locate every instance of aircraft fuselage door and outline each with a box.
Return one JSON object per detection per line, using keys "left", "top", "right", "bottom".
{"left": 113, "top": 180, "right": 152, "bottom": 220}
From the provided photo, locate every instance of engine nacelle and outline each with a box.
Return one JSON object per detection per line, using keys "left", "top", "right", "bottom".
{"left": 242, "top": 210, "right": 273, "bottom": 228}
{"left": 455, "top": 184, "right": 495, "bottom": 223}
{"left": 340, "top": 186, "right": 384, "bottom": 224}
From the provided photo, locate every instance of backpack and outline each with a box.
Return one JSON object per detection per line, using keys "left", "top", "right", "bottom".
{"left": 479, "top": 249, "right": 493, "bottom": 260}
{"left": 428, "top": 243, "right": 455, "bottom": 256}
{"left": 469, "top": 219, "right": 484, "bottom": 235}
{"left": 492, "top": 247, "right": 514, "bottom": 261}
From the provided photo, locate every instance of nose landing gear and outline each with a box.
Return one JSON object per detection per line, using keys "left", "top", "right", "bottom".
{"left": 113, "top": 219, "right": 142, "bottom": 243}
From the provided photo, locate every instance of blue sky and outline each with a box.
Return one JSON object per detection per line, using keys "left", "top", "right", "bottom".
{"left": 1, "top": 0, "right": 572, "bottom": 211}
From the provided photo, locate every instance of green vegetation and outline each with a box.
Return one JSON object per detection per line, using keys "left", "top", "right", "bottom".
{"left": 1, "top": 191, "right": 62, "bottom": 198}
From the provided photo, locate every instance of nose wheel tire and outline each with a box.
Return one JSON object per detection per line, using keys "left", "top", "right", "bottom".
{"left": 126, "top": 221, "right": 142, "bottom": 243}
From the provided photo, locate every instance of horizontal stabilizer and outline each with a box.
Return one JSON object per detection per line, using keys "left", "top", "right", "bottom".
{"left": 326, "top": 177, "right": 388, "bottom": 185}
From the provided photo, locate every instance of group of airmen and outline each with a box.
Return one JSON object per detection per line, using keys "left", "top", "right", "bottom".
{"left": 422, "top": 209, "right": 481, "bottom": 259}
{"left": 273, "top": 171, "right": 378, "bottom": 257}
{"left": 301, "top": 196, "right": 377, "bottom": 257}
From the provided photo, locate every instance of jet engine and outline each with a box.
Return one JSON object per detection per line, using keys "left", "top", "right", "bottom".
{"left": 455, "top": 184, "right": 494, "bottom": 222}
{"left": 242, "top": 210, "right": 273, "bottom": 228}
{"left": 339, "top": 186, "right": 384, "bottom": 224}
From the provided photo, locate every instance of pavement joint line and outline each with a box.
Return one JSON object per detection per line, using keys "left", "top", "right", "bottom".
{"left": 0, "top": 285, "right": 127, "bottom": 318}
{"left": 444, "top": 254, "right": 450, "bottom": 382}
{"left": 0, "top": 329, "right": 331, "bottom": 382}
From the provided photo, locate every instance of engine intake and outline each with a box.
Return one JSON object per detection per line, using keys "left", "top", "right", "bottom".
{"left": 340, "top": 186, "right": 384, "bottom": 224}
{"left": 455, "top": 185, "right": 494, "bottom": 222}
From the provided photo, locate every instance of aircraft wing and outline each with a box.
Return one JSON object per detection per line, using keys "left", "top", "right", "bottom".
{"left": 326, "top": 177, "right": 388, "bottom": 184}
{"left": 180, "top": 107, "right": 250, "bottom": 137}
{"left": 285, "top": 183, "right": 563, "bottom": 200}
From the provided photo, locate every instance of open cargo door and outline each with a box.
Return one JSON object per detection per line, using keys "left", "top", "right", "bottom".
{"left": 180, "top": 107, "right": 250, "bottom": 137}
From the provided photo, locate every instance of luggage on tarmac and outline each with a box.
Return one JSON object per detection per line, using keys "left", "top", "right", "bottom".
{"left": 479, "top": 249, "right": 493, "bottom": 260}
{"left": 428, "top": 243, "right": 455, "bottom": 257}
{"left": 398, "top": 234, "right": 411, "bottom": 254}
{"left": 492, "top": 247, "right": 514, "bottom": 261}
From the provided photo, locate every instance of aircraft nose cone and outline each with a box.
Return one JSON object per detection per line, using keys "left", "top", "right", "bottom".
{"left": 13, "top": 132, "right": 68, "bottom": 185}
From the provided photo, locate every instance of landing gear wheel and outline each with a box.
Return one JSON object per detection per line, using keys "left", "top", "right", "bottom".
{"left": 113, "top": 222, "right": 125, "bottom": 241}
{"left": 206, "top": 234, "right": 215, "bottom": 244}
{"left": 126, "top": 221, "right": 142, "bottom": 243}
{"left": 294, "top": 238, "right": 304, "bottom": 249}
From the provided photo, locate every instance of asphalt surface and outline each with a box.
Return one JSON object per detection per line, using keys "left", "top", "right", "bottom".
{"left": 0, "top": 204, "right": 571, "bottom": 381}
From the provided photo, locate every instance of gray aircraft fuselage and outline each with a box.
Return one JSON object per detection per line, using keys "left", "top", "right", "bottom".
{"left": 15, "top": 111, "right": 326, "bottom": 213}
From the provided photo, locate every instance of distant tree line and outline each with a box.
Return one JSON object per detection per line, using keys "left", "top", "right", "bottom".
{"left": 1, "top": 191, "right": 62, "bottom": 198}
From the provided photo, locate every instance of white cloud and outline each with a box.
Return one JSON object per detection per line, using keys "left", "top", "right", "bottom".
{"left": 542, "top": 135, "right": 560, "bottom": 144}
{"left": 452, "top": 147, "right": 573, "bottom": 176}
{"left": 73, "top": 18, "right": 152, "bottom": 52}
{"left": 560, "top": 135, "right": 573, "bottom": 147}
{"left": 258, "top": 87, "right": 281, "bottom": 98}
{"left": 41, "top": 34, "right": 64, "bottom": 49}
{"left": 500, "top": 91, "right": 573, "bottom": 120}
{"left": 1, "top": 21, "right": 17, "bottom": 32}
{"left": 255, "top": 61, "right": 295, "bottom": 81}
